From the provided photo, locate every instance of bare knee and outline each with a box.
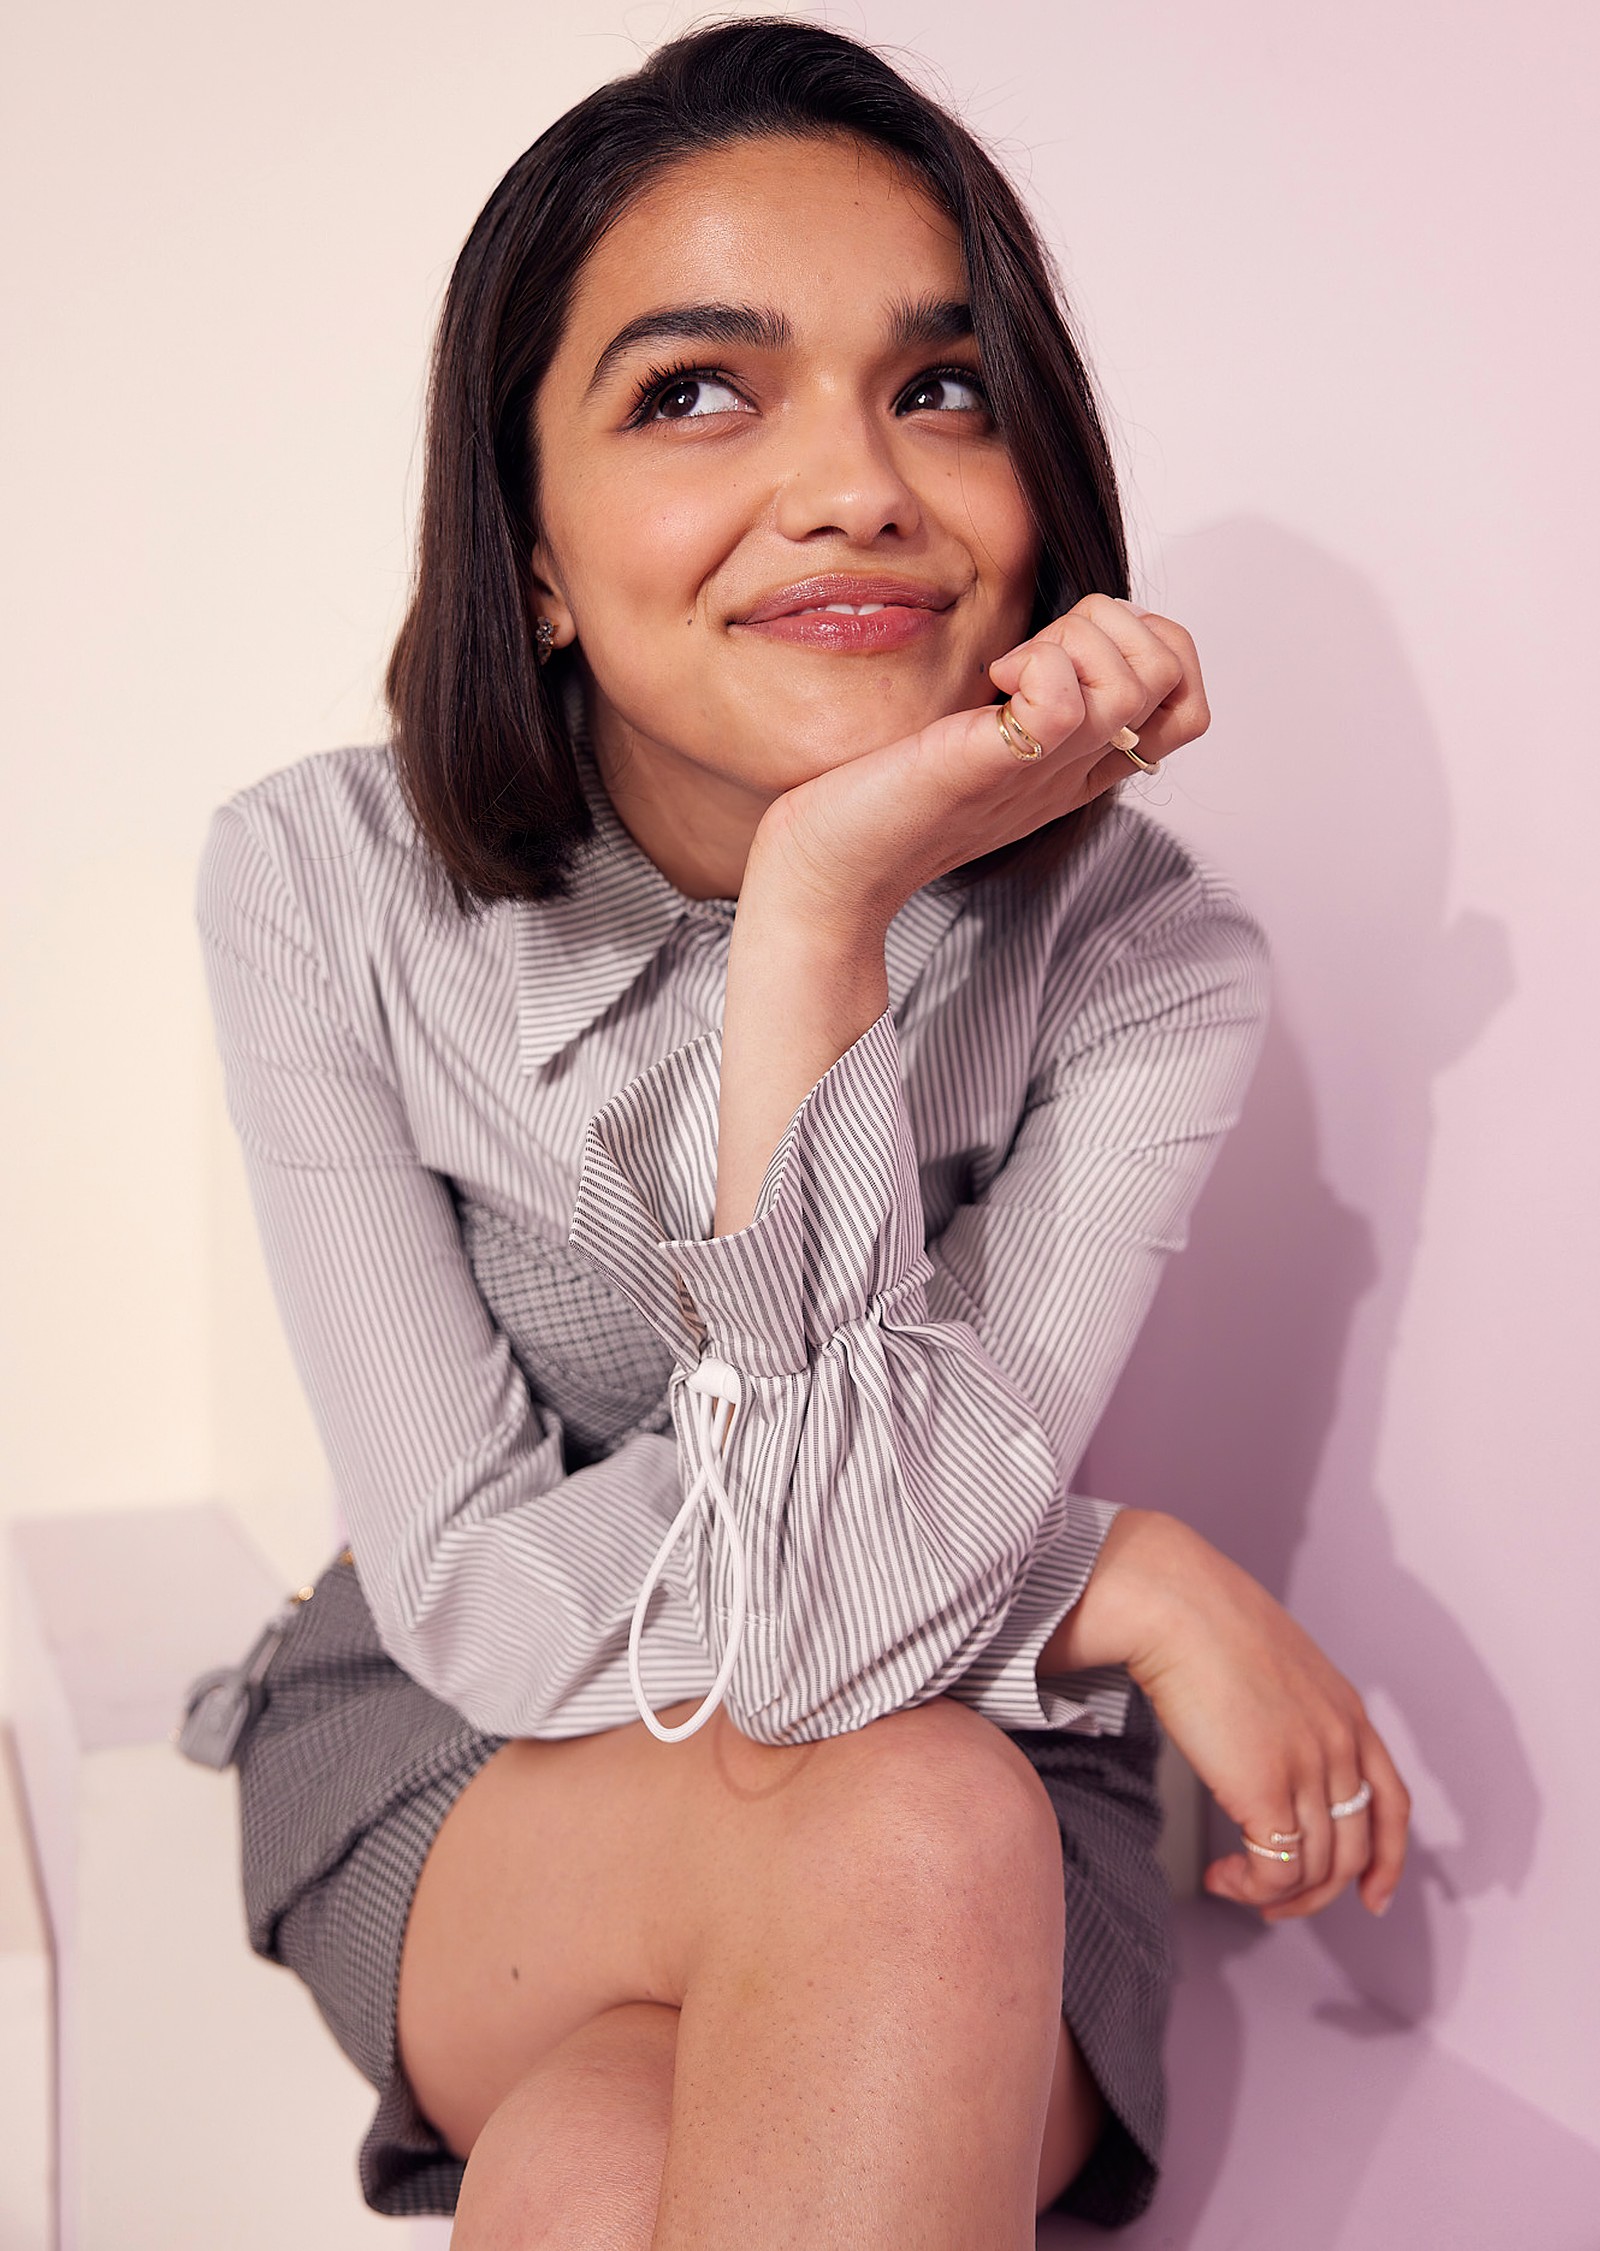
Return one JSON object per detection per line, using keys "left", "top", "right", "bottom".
{"left": 450, "top": 2001, "right": 677, "bottom": 2251}
{"left": 746, "top": 1697, "right": 1064, "bottom": 1958}
{"left": 800, "top": 1697, "right": 1058, "bottom": 1867}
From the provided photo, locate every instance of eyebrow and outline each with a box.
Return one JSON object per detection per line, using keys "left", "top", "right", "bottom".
{"left": 583, "top": 293, "right": 975, "bottom": 399}
{"left": 888, "top": 292, "right": 976, "bottom": 351}
{"left": 585, "top": 303, "right": 790, "bottom": 399}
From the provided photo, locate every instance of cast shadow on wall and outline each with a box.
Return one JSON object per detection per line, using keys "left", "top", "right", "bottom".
{"left": 1074, "top": 517, "right": 1534, "bottom": 2237}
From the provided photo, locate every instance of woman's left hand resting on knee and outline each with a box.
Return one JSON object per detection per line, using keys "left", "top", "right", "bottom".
{"left": 1042, "top": 1508, "right": 1411, "bottom": 1924}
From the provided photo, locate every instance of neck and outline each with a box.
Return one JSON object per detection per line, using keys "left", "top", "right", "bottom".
{"left": 578, "top": 672, "right": 773, "bottom": 905}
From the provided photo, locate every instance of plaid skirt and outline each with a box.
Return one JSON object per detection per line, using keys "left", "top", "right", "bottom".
{"left": 233, "top": 1545, "right": 1174, "bottom": 2228}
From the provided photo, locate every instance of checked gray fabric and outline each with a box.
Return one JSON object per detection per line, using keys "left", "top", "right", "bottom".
{"left": 189, "top": 680, "right": 1269, "bottom": 2223}
{"left": 240, "top": 1546, "right": 1175, "bottom": 2226}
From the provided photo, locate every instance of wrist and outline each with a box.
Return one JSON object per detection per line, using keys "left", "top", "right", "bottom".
{"left": 745, "top": 808, "right": 904, "bottom": 942}
{"left": 1039, "top": 1506, "right": 1191, "bottom": 1679}
{"left": 728, "top": 864, "right": 891, "bottom": 1014}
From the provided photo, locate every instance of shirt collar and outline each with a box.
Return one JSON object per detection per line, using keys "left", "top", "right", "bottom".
{"left": 515, "top": 682, "right": 969, "bottom": 1075}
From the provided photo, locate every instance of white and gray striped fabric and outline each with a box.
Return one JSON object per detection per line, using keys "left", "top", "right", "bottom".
{"left": 195, "top": 697, "right": 1270, "bottom": 1752}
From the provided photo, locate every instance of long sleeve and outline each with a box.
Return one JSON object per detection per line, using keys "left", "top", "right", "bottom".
{"left": 569, "top": 860, "right": 1271, "bottom": 1747}
{"left": 196, "top": 800, "right": 727, "bottom": 1739}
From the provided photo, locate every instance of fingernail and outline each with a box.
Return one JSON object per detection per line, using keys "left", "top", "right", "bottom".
{"left": 1373, "top": 1891, "right": 1393, "bottom": 1916}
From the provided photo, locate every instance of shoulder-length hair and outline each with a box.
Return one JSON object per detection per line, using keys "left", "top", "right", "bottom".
{"left": 385, "top": 14, "right": 1132, "bottom": 920}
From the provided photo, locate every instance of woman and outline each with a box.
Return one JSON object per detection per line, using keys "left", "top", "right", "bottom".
{"left": 184, "top": 18, "right": 1409, "bottom": 2243}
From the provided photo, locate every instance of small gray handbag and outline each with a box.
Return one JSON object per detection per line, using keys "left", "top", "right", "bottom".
{"left": 171, "top": 1547, "right": 352, "bottom": 1768}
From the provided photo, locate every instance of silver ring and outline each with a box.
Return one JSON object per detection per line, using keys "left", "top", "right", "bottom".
{"left": 1328, "top": 1779, "right": 1373, "bottom": 1820}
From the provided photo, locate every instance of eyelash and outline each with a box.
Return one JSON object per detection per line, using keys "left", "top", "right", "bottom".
{"left": 623, "top": 358, "right": 991, "bottom": 427}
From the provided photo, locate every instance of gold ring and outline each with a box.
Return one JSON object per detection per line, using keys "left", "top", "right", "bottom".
{"left": 1111, "top": 725, "right": 1159, "bottom": 773}
{"left": 1242, "top": 1832, "right": 1302, "bottom": 1862}
{"left": 996, "top": 700, "right": 1047, "bottom": 761}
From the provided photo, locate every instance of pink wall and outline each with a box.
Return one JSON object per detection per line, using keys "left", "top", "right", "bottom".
{"left": 855, "top": 0, "right": 1597, "bottom": 2150}
{"left": 7, "top": 0, "right": 1590, "bottom": 2194}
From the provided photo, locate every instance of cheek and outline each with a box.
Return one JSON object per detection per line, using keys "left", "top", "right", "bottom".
{"left": 928, "top": 454, "right": 1038, "bottom": 602}
{"left": 562, "top": 457, "right": 747, "bottom": 621}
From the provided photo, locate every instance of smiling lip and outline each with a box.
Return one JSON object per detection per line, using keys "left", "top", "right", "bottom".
{"left": 732, "top": 573, "right": 955, "bottom": 654}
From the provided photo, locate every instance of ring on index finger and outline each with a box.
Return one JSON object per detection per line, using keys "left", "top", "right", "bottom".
{"left": 996, "top": 700, "right": 1048, "bottom": 760}
{"left": 1242, "top": 1829, "right": 1303, "bottom": 1862}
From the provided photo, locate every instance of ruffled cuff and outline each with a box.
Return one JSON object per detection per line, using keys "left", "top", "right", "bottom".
{"left": 947, "top": 1494, "right": 1134, "bottom": 1736}
{"left": 568, "top": 1007, "right": 930, "bottom": 1379}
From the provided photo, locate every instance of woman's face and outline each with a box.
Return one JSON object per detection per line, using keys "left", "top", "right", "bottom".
{"left": 528, "top": 131, "right": 1040, "bottom": 899}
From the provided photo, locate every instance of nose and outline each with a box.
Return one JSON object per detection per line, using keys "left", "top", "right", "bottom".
{"left": 770, "top": 384, "right": 924, "bottom": 546}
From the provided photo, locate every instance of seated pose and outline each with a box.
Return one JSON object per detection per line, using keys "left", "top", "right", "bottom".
{"left": 184, "top": 18, "right": 1409, "bottom": 2245}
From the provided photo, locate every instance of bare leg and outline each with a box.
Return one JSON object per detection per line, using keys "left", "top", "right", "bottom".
{"left": 649, "top": 1730, "right": 1065, "bottom": 2249}
{"left": 450, "top": 2001, "right": 1104, "bottom": 2247}
{"left": 449, "top": 2002, "right": 678, "bottom": 2251}
{"left": 398, "top": 1695, "right": 1103, "bottom": 2248}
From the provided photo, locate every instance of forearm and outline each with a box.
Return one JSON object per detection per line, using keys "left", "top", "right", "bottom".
{"left": 715, "top": 844, "right": 893, "bottom": 1238}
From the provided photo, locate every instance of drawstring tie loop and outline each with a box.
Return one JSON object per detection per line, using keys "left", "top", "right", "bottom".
{"left": 628, "top": 1356, "right": 747, "bottom": 1742}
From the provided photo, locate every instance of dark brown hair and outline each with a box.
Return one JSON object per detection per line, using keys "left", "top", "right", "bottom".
{"left": 385, "top": 15, "right": 1131, "bottom": 919}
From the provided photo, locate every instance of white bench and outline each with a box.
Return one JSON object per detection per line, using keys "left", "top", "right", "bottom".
{"left": 0, "top": 1717, "right": 52, "bottom": 2250}
{"left": 7, "top": 1501, "right": 449, "bottom": 2251}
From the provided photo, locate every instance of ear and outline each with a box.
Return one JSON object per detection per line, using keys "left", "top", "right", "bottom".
{"left": 528, "top": 536, "right": 578, "bottom": 654}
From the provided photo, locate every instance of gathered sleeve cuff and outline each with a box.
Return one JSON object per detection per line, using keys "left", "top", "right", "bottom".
{"left": 568, "top": 1005, "right": 1115, "bottom": 1744}
{"left": 570, "top": 1006, "right": 927, "bottom": 1378}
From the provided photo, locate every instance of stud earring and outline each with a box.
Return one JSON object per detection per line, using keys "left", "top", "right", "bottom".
{"left": 535, "top": 616, "right": 555, "bottom": 666}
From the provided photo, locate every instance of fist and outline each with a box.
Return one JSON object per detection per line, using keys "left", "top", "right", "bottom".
{"left": 755, "top": 591, "right": 1213, "bottom": 922}
{"left": 987, "top": 592, "right": 1210, "bottom": 787}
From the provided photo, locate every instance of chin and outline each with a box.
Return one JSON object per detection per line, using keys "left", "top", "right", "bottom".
{"left": 757, "top": 676, "right": 965, "bottom": 746}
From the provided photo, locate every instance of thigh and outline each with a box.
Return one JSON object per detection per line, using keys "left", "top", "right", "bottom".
{"left": 396, "top": 1691, "right": 1057, "bottom": 2159}
{"left": 449, "top": 1998, "right": 1102, "bottom": 2230}
{"left": 1038, "top": 2013, "right": 1109, "bottom": 2212}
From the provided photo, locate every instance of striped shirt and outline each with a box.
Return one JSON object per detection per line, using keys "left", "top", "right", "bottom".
{"left": 196, "top": 694, "right": 1270, "bottom": 1750}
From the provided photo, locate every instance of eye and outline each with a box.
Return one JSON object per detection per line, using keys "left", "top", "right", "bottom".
{"left": 630, "top": 364, "right": 751, "bottom": 425}
{"left": 898, "top": 366, "right": 990, "bottom": 416}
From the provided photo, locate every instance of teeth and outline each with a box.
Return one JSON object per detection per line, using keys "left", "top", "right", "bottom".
{"left": 811, "top": 602, "right": 888, "bottom": 615}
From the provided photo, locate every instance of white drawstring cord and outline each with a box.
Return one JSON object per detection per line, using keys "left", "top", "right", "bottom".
{"left": 628, "top": 1356, "right": 746, "bottom": 1741}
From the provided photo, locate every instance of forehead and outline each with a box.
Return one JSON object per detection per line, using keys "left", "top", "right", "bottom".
{"left": 560, "top": 133, "right": 965, "bottom": 351}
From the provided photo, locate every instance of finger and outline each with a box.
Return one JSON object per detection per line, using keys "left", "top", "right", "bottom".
{"left": 1263, "top": 1766, "right": 1367, "bottom": 1923}
{"left": 1070, "top": 593, "right": 1188, "bottom": 722}
{"left": 1355, "top": 1721, "right": 1411, "bottom": 1915}
{"left": 991, "top": 631, "right": 1143, "bottom": 764}
{"left": 1253, "top": 1769, "right": 1332, "bottom": 1911}
{"left": 1060, "top": 602, "right": 1204, "bottom": 781}
{"left": 1203, "top": 1791, "right": 1307, "bottom": 1913}
{"left": 988, "top": 636, "right": 1087, "bottom": 751}
{"left": 1298, "top": 1769, "right": 1336, "bottom": 1893}
{"left": 1083, "top": 740, "right": 1156, "bottom": 799}
{"left": 992, "top": 614, "right": 1157, "bottom": 756}
{"left": 1204, "top": 1838, "right": 1303, "bottom": 1914}
{"left": 1107, "top": 604, "right": 1211, "bottom": 746}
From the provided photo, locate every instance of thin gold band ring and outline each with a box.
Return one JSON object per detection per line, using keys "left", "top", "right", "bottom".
{"left": 1112, "top": 725, "right": 1159, "bottom": 772}
{"left": 996, "top": 700, "right": 1047, "bottom": 760}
